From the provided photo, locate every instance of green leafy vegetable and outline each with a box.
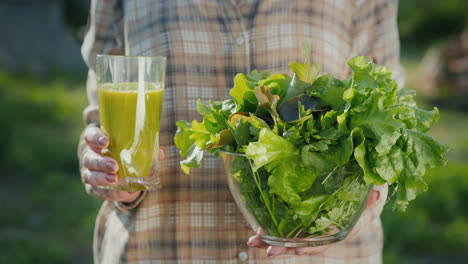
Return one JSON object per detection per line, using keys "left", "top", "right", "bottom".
{"left": 174, "top": 55, "right": 448, "bottom": 237}
{"left": 246, "top": 128, "right": 299, "bottom": 170}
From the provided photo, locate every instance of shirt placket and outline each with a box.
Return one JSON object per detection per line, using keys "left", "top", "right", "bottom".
{"left": 226, "top": 0, "right": 252, "bottom": 74}
{"left": 222, "top": 4, "right": 254, "bottom": 264}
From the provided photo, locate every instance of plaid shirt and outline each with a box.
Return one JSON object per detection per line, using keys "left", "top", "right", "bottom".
{"left": 82, "top": 0, "right": 403, "bottom": 263}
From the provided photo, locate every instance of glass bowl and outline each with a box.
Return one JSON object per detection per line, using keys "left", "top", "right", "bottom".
{"left": 221, "top": 151, "right": 372, "bottom": 248}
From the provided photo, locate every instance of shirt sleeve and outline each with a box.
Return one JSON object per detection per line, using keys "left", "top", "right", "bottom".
{"left": 351, "top": 0, "right": 406, "bottom": 88}
{"left": 81, "top": 0, "right": 125, "bottom": 125}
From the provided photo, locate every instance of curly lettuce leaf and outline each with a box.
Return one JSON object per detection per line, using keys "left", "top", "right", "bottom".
{"left": 174, "top": 121, "right": 205, "bottom": 174}
{"left": 301, "top": 133, "right": 353, "bottom": 175}
{"left": 347, "top": 90, "right": 402, "bottom": 141}
{"left": 347, "top": 56, "right": 398, "bottom": 95}
{"left": 282, "top": 42, "right": 320, "bottom": 102}
{"left": 227, "top": 117, "right": 250, "bottom": 150}
{"left": 306, "top": 73, "right": 347, "bottom": 110}
{"left": 258, "top": 73, "right": 291, "bottom": 99}
{"left": 346, "top": 57, "right": 448, "bottom": 209}
{"left": 254, "top": 85, "right": 281, "bottom": 122}
{"left": 352, "top": 127, "right": 387, "bottom": 185}
{"left": 396, "top": 89, "right": 440, "bottom": 132}
{"left": 267, "top": 156, "right": 319, "bottom": 205}
{"left": 230, "top": 71, "right": 271, "bottom": 112}
{"left": 246, "top": 128, "right": 299, "bottom": 170}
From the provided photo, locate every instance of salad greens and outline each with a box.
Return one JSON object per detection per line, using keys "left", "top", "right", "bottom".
{"left": 174, "top": 56, "right": 448, "bottom": 238}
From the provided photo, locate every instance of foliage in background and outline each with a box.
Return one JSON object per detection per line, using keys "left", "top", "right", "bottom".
{"left": 398, "top": 0, "right": 467, "bottom": 50}
{"left": 63, "top": 0, "right": 90, "bottom": 37}
{"left": 0, "top": 73, "right": 99, "bottom": 264}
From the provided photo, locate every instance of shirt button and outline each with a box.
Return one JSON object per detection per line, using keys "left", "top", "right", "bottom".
{"left": 236, "top": 35, "right": 244, "bottom": 45}
{"left": 238, "top": 251, "right": 249, "bottom": 261}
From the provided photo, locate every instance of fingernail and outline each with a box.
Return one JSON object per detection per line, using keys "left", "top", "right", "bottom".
{"left": 106, "top": 161, "right": 116, "bottom": 171}
{"left": 98, "top": 136, "right": 108, "bottom": 147}
{"left": 248, "top": 239, "right": 262, "bottom": 248}
{"left": 106, "top": 174, "right": 116, "bottom": 183}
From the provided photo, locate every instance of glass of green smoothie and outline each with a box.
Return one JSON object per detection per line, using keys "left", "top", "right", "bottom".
{"left": 96, "top": 55, "right": 166, "bottom": 191}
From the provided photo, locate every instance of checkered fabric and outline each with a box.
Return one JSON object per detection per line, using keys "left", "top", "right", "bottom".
{"left": 81, "top": 0, "right": 403, "bottom": 263}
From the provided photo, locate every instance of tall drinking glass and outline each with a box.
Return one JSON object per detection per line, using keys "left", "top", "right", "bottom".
{"left": 96, "top": 55, "right": 166, "bottom": 191}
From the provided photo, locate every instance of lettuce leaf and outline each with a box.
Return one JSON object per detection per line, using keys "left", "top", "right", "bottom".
{"left": 175, "top": 55, "right": 448, "bottom": 238}
{"left": 245, "top": 128, "right": 299, "bottom": 170}
{"left": 174, "top": 121, "right": 205, "bottom": 174}
{"left": 267, "top": 156, "right": 316, "bottom": 205}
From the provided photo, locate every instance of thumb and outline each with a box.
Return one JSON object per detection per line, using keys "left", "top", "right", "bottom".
{"left": 365, "top": 189, "right": 380, "bottom": 209}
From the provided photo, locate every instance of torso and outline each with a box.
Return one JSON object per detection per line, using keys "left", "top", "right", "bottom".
{"left": 94, "top": 1, "right": 385, "bottom": 263}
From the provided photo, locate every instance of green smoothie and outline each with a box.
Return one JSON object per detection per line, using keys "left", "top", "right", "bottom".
{"left": 98, "top": 82, "right": 164, "bottom": 180}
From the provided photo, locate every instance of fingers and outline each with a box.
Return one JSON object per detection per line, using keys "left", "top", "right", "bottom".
{"left": 80, "top": 126, "right": 165, "bottom": 204}
{"left": 82, "top": 150, "right": 118, "bottom": 173}
{"left": 81, "top": 168, "right": 117, "bottom": 186}
{"left": 247, "top": 229, "right": 269, "bottom": 249}
{"left": 81, "top": 149, "right": 119, "bottom": 188}
{"left": 266, "top": 246, "right": 289, "bottom": 257}
{"left": 247, "top": 235, "right": 269, "bottom": 249}
{"left": 83, "top": 141, "right": 164, "bottom": 174}
{"left": 83, "top": 126, "right": 109, "bottom": 153}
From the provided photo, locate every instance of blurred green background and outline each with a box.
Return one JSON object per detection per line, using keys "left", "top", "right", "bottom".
{"left": 0, "top": 0, "right": 467, "bottom": 263}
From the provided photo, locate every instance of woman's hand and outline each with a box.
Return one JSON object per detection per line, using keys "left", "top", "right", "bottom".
{"left": 246, "top": 189, "right": 382, "bottom": 257}
{"left": 78, "top": 125, "right": 165, "bottom": 203}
